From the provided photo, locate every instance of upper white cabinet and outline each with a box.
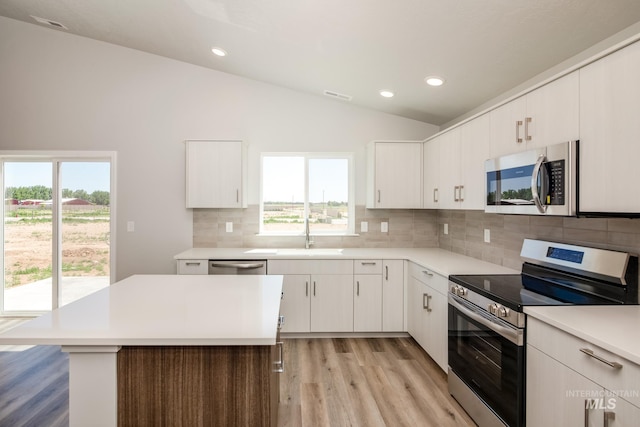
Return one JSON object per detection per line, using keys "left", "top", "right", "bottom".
{"left": 423, "top": 114, "right": 490, "bottom": 210}
{"left": 490, "top": 71, "right": 579, "bottom": 157}
{"left": 579, "top": 40, "right": 640, "bottom": 214}
{"left": 186, "top": 140, "right": 247, "bottom": 208}
{"left": 367, "top": 142, "right": 422, "bottom": 209}
{"left": 423, "top": 137, "right": 440, "bottom": 209}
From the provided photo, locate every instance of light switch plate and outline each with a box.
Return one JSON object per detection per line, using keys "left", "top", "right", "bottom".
{"left": 127, "top": 221, "right": 134, "bottom": 232}
{"left": 444, "top": 223, "right": 448, "bottom": 235}
{"left": 361, "top": 221, "right": 368, "bottom": 233}
{"left": 484, "top": 228, "right": 491, "bottom": 243}
{"left": 226, "top": 222, "right": 233, "bottom": 233}
{"left": 381, "top": 222, "right": 389, "bottom": 233}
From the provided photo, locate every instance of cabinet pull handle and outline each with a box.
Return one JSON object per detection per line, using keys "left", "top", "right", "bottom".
{"left": 306, "top": 281, "right": 309, "bottom": 297}
{"left": 357, "top": 281, "right": 360, "bottom": 296}
{"left": 422, "top": 270, "right": 434, "bottom": 277}
{"left": 274, "top": 341, "right": 284, "bottom": 373}
{"left": 516, "top": 120, "right": 523, "bottom": 143}
{"left": 433, "top": 188, "right": 438, "bottom": 203}
{"left": 377, "top": 190, "right": 381, "bottom": 203}
{"left": 278, "top": 315, "right": 285, "bottom": 329}
{"left": 604, "top": 410, "right": 616, "bottom": 427}
{"left": 579, "top": 348, "right": 623, "bottom": 369}
{"left": 360, "top": 261, "right": 377, "bottom": 266}
{"left": 584, "top": 400, "right": 591, "bottom": 427}
{"left": 524, "top": 117, "right": 532, "bottom": 141}
{"left": 423, "top": 293, "right": 432, "bottom": 312}
{"left": 185, "top": 262, "right": 201, "bottom": 266}
{"left": 236, "top": 189, "right": 239, "bottom": 202}
{"left": 459, "top": 185, "right": 464, "bottom": 202}
{"left": 385, "top": 265, "right": 389, "bottom": 281}
{"left": 313, "top": 281, "right": 316, "bottom": 296}
{"left": 453, "top": 185, "right": 459, "bottom": 202}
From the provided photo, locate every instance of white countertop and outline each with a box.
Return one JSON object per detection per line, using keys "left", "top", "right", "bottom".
{"left": 525, "top": 305, "right": 640, "bottom": 365}
{"left": 0, "top": 274, "right": 284, "bottom": 346}
{"left": 174, "top": 247, "right": 518, "bottom": 277}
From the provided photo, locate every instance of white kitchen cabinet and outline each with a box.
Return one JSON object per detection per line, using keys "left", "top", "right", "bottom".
{"left": 579, "top": 40, "right": 640, "bottom": 213}
{"left": 424, "top": 114, "right": 490, "bottom": 211}
{"left": 423, "top": 137, "right": 440, "bottom": 209}
{"left": 268, "top": 260, "right": 354, "bottom": 333}
{"left": 367, "top": 141, "right": 422, "bottom": 209}
{"left": 527, "top": 317, "right": 640, "bottom": 426}
{"left": 186, "top": 140, "right": 247, "bottom": 208}
{"left": 311, "top": 275, "right": 354, "bottom": 332}
{"left": 407, "top": 262, "right": 448, "bottom": 372}
{"left": 279, "top": 275, "right": 311, "bottom": 333}
{"left": 490, "top": 71, "right": 579, "bottom": 157}
{"left": 354, "top": 274, "right": 382, "bottom": 332}
{"left": 176, "top": 259, "right": 208, "bottom": 275}
{"left": 382, "top": 260, "right": 404, "bottom": 332}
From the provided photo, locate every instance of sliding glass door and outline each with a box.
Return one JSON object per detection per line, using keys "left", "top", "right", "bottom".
{"left": 1, "top": 156, "right": 113, "bottom": 314}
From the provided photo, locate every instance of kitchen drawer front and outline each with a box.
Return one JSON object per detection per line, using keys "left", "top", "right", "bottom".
{"left": 354, "top": 259, "right": 383, "bottom": 275}
{"left": 268, "top": 259, "right": 353, "bottom": 275}
{"left": 528, "top": 317, "right": 640, "bottom": 408}
{"left": 407, "top": 262, "right": 447, "bottom": 295}
{"left": 177, "top": 259, "right": 208, "bottom": 275}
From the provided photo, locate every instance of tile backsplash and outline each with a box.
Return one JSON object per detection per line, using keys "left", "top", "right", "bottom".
{"left": 193, "top": 207, "right": 640, "bottom": 270}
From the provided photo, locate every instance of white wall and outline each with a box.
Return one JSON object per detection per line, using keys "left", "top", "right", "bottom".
{"left": 0, "top": 17, "right": 438, "bottom": 280}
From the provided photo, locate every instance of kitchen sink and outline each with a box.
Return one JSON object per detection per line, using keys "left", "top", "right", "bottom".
{"left": 276, "top": 248, "right": 344, "bottom": 256}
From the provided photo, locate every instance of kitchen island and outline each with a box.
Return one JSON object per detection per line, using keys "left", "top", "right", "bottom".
{"left": 0, "top": 274, "right": 284, "bottom": 427}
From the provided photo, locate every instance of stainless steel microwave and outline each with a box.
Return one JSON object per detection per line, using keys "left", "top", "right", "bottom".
{"left": 485, "top": 140, "right": 578, "bottom": 215}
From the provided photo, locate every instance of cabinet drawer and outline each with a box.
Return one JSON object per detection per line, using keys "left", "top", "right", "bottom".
{"left": 177, "top": 259, "right": 208, "bottom": 275}
{"left": 528, "top": 317, "right": 640, "bottom": 408}
{"left": 354, "top": 259, "right": 383, "bottom": 275}
{"left": 407, "top": 262, "right": 448, "bottom": 295}
{"left": 268, "top": 260, "right": 353, "bottom": 275}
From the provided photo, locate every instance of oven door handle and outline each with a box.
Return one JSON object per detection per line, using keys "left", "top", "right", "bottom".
{"left": 448, "top": 295, "right": 523, "bottom": 346}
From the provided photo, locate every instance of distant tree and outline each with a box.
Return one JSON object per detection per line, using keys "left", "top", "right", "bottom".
{"left": 89, "top": 190, "right": 110, "bottom": 206}
{"left": 62, "top": 188, "right": 74, "bottom": 198}
{"left": 71, "top": 189, "right": 89, "bottom": 201}
{"left": 6, "top": 185, "right": 52, "bottom": 201}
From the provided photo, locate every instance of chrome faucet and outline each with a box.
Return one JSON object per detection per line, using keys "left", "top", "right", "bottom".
{"left": 305, "top": 217, "right": 314, "bottom": 249}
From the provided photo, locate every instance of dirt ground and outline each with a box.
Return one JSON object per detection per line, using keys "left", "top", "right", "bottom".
{"left": 4, "top": 220, "right": 110, "bottom": 287}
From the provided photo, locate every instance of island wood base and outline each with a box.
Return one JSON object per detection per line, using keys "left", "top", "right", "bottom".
{"left": 117, "top": 345, "right": 279, "bottom": 427}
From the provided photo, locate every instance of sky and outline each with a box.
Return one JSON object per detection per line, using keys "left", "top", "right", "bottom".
{"left": 262, "top": 156, "right": 348, "bottom": 202}
{"left": 4, "top": 162, "right": 110, "bottom": 192}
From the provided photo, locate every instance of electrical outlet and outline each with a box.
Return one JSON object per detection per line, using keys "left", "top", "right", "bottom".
{"left": 360, "top": 221, "right": 368, "bottom": 232}
{"left": 127, "top": 221, "right": 135, "bottom": 232}
{"left": 484, "top": 228, "right": 491, "bottom": 243}
{"left": 381, "top": 222, "right": 389, "bottom": 233}
{"left": 444, "top": 223, "right": 448, "bottom": 235}
{"left": 226, "top": 222, "right": 233, "bottom": 233}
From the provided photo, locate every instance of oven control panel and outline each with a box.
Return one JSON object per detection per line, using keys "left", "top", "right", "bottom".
{"left": 449, "top": 283, "right": 526, "bottom": 328}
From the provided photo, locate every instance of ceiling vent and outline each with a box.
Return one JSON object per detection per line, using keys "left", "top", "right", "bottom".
{"left": 30, "top": 15, "right": 68, "bottom": 30}
{"left": 323, "top": 90, "right": 352, "bottom": 102}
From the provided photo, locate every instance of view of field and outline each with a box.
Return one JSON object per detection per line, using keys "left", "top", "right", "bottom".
{"left": 4, "top": 207, "right": 110, "bottom": 288}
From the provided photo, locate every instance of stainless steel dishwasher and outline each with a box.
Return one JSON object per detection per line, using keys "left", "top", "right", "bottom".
{"left": 208, "top": 260, "right": 267, "bottom": 275}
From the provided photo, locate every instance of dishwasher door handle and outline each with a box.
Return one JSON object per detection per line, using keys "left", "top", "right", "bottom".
{"left": 210, "top": 262, "right": 265, "bottom": 269}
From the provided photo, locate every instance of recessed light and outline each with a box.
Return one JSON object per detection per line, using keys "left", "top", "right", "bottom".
{"left": 379, "top": 90, "right": 394, "bottom": 98}
{"left": 425, "top": 76, "right": 445, "bottom": 86}
{"left": 211, "top": 47, "right": 227, "bottom": 57}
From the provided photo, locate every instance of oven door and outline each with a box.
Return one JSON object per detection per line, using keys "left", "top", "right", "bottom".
{"left": 448, "top": 294, "right": 525, "bottom": 427}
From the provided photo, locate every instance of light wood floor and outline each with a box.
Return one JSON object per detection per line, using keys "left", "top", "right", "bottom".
{"left": 0, "top": 319, "right": 475, "bottom": 427}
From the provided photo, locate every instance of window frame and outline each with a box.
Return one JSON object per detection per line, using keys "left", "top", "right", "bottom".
{"left": 259, "top": 152, "right": 355, "bottom": 236}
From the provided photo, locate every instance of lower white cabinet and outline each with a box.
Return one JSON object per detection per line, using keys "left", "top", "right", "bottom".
{"left": 177, "top": 260, "right": 208, "bottom": 275}
{"left": 354, "top": 274, "right": 382, "bottom": 332}
{"left": 279, "top": 275, "right": 311, "bottom": 333}
{"left": 527, "top": 317, "right": 640, "bottom": 426}
{"left": 407, "top": 262, "right": 448, "bottom": 372}
{"left": 311, "top": 275, "right": 354, "bottom": 332}
{"left": 382, "top": 260, "right": 404, "bottom": 332}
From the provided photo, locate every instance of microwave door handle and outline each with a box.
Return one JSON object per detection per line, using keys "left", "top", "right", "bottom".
{"left": 531, "top": 154, "right": 547, "bottom": 214}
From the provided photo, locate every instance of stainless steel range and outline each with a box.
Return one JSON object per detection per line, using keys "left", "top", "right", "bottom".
{"left": 447, "top": 239, "right": 639, "bottom": 427}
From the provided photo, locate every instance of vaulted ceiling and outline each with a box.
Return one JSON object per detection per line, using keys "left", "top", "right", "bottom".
{"left": 3, "top": 0, "right": 640, "bottom": 125}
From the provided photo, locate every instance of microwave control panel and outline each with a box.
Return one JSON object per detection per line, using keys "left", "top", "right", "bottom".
{"left": 546, "top": 160, "right": 565, "bottom": 205}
